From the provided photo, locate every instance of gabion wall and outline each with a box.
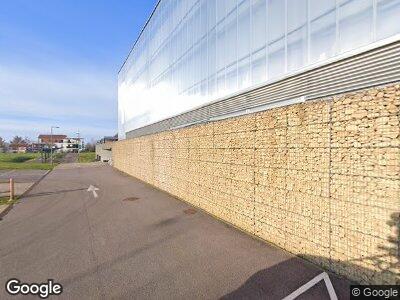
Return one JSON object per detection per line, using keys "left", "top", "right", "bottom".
{"left": 113, "top": 83, "right": 399, "bottom": 284}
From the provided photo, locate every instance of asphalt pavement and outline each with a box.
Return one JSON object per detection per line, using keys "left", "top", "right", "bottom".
{"left": 0, "top": 170, "right": 49, "bottom": 215}
{"left": 0, "top": 164, "right": 351, "bottom": 299}
{"left": 60, "top": 153, "right": 78, "bottom": 164}
{"left": 0, "top": 169, "right": 48, "bottom": 184}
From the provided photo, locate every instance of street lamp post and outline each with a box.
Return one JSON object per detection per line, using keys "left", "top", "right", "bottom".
{"left": 50, "top": 126, "right": 59, "bottom": 165}
{"left": 76, "top": 131, "right": 80, "bottom": 152}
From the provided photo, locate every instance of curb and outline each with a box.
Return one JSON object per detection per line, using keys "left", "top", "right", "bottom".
{"left": 0, "top": 170, "right": 52, "bottom": 219}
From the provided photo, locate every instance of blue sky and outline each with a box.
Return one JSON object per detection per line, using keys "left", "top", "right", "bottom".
{"left": 0, "top": 0, "right": 156, "bottom": 143}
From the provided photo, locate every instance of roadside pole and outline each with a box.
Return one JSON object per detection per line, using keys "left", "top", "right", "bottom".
{"left": 50, "top": 126, "right": 60, "bottom": 166}
{"left": 50, "top": 128, "right": 53, "bottom": 166}
{"left": 9, "top": 178, "right": 14, "bottom": 201}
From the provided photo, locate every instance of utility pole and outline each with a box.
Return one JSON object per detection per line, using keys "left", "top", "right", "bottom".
{"left": 50, "top": 126, "right": 59, "bottom": 165}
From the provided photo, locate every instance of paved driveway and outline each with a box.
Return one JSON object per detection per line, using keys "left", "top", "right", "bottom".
{"left": 60, "top": 153, "right": 78, "bottom": 164}
{"left": 0, "top": 169, "right": 48, "bottom": 183}
{"left": 0, "top": 170, "right": 49, "bottom": 215}
{"left": 0, "top": 165, "right": 351, "bottom": 299}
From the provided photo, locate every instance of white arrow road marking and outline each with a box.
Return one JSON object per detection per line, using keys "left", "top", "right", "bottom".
{"left": 282, "top": 272, "right": 338, "bottom": 300}
{"left": 87, "top": 185, "right": 100, "bottom": 198}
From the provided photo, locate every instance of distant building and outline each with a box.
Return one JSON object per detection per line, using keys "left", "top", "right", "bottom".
{"left": 9, "top": 140, "right": 28, "bottom": 153}
{"left": 27, "top": 143, "right": 46, "bottom": 153}
{"left": 96, "top": 135, "right": 117, "bottom": 162}
{"left": 98, "top": 135, "right": 118, "bottom": 144}
{"left": 9, "top": 146, "right": 28, "bottom": 153}
{"left": 38, "top": 134, "right": 67, "bottom": 144}
{"left": 17, "top": 146, "right": 27, "bottom": 153}
{"left": 59, "top": 138, "right": 84, "bottom": 153}
{"left": 37, "top": 134, "right": 83, "bottom": 153}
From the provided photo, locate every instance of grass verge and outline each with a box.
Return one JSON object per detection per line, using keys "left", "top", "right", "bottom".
{"left": 78, "top": 152, "right": 96, "bottom": 163}
{"left": 0, "top": 196, "right": 19, "bottom": 206}
{"left": 0, "top": 153, "right": 53, "bottom": 170}
{"left": 0, "top": 153, "right": 40, "bottom": 162}
{"left": 0, "top": 162, "right": 53, "bottom": 170}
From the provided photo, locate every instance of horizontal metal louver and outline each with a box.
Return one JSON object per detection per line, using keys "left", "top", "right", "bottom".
{"left": 126, "top": 40, "right": 400, "bottom": 139}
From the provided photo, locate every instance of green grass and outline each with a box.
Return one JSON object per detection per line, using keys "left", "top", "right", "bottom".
{"left": 78, "top": 152, "right": 96, "bottom": 163}
{"left": 0, "top": 153, "right": 53, "bottom": 170}
{"left": 0, "top": 196, "right": 19, "bottom": 206}
{"left": 0, "top": 153, "right": 39, "bottom": 162}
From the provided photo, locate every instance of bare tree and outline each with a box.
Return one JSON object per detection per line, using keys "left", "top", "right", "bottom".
{"left": 9, "top": 136, "right": 28, "bottom": 149}
{"left": 85, "top": 142, "right": 95, "bottom": 152}
{"left": 0, "top": 137, "right": 7, "bottom": 152}
{"left": 24, "top": 136, "right": 33, "bottom": 144}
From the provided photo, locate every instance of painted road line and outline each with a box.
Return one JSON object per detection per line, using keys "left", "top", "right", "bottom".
{"left": 282, "top": 272, "right": 338, "bottom": 300}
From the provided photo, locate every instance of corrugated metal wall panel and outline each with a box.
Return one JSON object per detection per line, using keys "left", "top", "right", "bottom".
{"left": 126, "top": 40, "right": 400, "bottom": 139}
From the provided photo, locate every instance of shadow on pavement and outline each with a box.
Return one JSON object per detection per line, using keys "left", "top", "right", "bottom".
{"left": 223, "top": 213, "right": 399, "bottom": 299}
{"left": 221, "top": 257, "right": 350, "bottom": 300}
{"left": 22, "top": 188, "right": 87, "bottom": 198}
{"left": 60, "top": 230, "right": 182, "bottom": 288}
